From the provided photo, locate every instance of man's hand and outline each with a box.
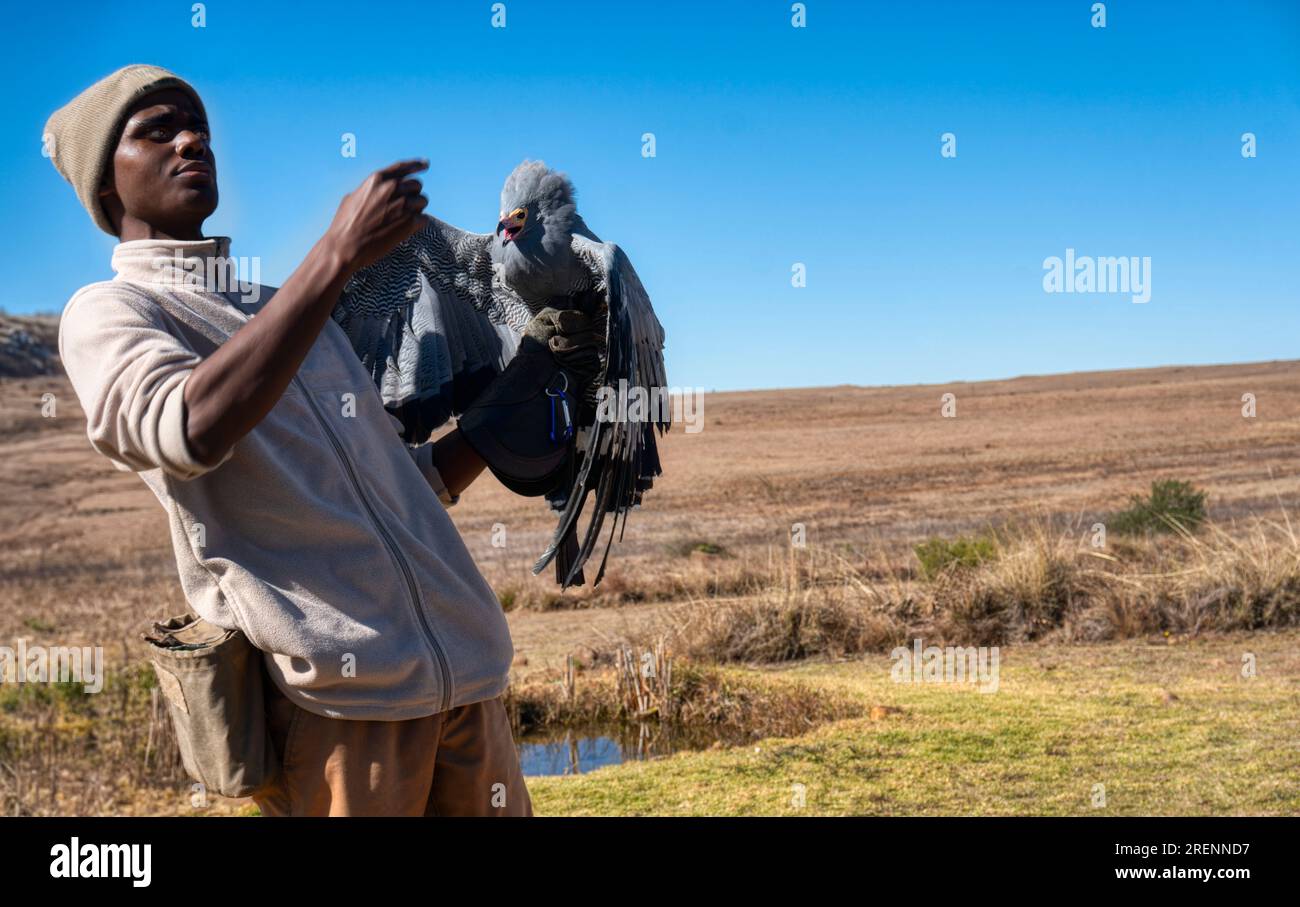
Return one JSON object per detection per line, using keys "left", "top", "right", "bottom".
{"left": 322, "top": 159, "right": 429, "bottom": 272}
{"left": 183, "top": 160, "right": 430, "bottom": 467}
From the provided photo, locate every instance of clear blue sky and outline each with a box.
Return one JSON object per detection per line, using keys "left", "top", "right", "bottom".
{"left": 3, "top": 0, "right": 1297, "bottom": 391}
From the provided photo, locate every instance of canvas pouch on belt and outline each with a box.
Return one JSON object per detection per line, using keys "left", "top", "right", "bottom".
{"left": 142, "top": 612, "right": 281, "bottom": 799}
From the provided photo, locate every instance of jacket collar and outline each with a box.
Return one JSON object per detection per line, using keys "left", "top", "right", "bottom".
{"left": 111, "top": 236, "right": 235, "bottom": 291}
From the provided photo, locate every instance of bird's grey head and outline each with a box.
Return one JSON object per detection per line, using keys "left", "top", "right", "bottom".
{"left": 493, "top": 160, "right": 578, "bottom": 302}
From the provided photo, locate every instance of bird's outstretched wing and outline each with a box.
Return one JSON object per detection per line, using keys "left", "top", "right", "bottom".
{"left": 332, "top": 215, "right": 534, "bottom": 442}
{"left": 533, "top": 234, "right": 669, "bottom": 587}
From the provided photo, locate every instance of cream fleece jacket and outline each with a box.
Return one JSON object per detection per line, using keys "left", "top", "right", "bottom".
{"left": 58, "top": 237, "right": 515, "bottom": 720}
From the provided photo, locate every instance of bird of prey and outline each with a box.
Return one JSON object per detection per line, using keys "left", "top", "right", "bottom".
{"left": 332, "top": 160, "right": 668, "bottom": 588}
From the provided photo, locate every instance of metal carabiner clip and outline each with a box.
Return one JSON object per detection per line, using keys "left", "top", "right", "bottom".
{"left": 545, "top": 372, "right": 574, "bottom": 443}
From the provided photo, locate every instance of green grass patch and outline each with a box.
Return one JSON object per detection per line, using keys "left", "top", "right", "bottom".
{"left": 667, "top": 538, "right": 730, "bottom": 558}
{"left": 914, "top": 533, "right": 998, "bottom": 579}
{"left": 525, "top": 633, "right": 1300, "bottom": 816}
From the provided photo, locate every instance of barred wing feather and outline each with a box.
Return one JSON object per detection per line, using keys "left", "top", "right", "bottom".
{"left": 332, "top": 215, "right": 532, "bottom": 442}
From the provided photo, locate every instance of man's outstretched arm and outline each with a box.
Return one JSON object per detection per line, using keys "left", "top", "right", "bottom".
{"left": 428, "top": 430, "right": 487, "bottom": 500}
{"left": 182, "top": 159, "right": 429, "bottom": 466}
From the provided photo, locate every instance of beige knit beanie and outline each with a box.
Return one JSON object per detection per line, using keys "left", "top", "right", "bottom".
{"left": 44, "top": 64, "right": 208, "bottom": 235}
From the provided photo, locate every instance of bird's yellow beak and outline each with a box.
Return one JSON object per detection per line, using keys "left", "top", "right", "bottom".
{"left": 499, "top": 207, "right": 527, "bottom": 241}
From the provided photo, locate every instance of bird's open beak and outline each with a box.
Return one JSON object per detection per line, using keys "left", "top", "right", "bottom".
{"left": 498, "top": 209, "right": 527, "bottom": 242}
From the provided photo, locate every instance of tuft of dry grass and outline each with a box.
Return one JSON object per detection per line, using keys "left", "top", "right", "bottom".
{"left": 1061, "top": 516, "right": 1300, "bottom": 640}
{"left": 623, "top": 514, "right": 1300, "bottom": 665}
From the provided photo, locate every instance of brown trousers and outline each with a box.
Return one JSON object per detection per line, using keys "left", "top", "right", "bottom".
{"left": 251, "top": 680, "right": 533, "bottom": 817}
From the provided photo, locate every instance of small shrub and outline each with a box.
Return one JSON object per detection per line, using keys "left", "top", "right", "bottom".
{"left": 1110, "top": 479, "right": 1207, "bottom": 535}
{"left": 667, "top": 538, "right": 729, "bottom": 558}
{"left": 914, "top": 534, "right": 998, "bottom": 579}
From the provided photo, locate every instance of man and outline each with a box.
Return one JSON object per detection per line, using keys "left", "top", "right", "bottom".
{"left": 45, "top": 64, "right": 593, "bottom": 816}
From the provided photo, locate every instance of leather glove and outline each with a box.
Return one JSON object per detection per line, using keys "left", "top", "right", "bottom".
{"left": 456, "top": 307, "right": 603, "bottom": 497}
{"left": 527, "top": 308, "right": 603, "bottom": 400}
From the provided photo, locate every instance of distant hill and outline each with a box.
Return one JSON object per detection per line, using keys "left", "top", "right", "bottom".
{"left": 0, "top": 313, "right": 60, "bottom": 378}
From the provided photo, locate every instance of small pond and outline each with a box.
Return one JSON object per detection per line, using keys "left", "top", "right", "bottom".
{"left": 517, "top": 723, "right": 745, "bottom": 776}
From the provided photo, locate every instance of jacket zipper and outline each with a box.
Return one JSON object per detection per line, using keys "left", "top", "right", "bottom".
{"left": 294, "top": 376, "right": 453, "bottom": 712}
{"left": 159, "top": 291, "right": 453, "bottom": 710}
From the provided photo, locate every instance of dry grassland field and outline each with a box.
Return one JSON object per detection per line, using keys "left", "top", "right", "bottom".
{"left": 1, "top": 321, "right": 1298, "bottom": 816}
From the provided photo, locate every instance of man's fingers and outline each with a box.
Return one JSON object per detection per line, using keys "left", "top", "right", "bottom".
{"left": 377, "top": 158, "right": 430, "bottom": 181}
{"left": 373, "top": 212, "right": 425, "bottom": 250}
{"left": 396, "top": 178, "right": 423, "bottom": 196}
{"left": 385, "top": 193, "right": 428, "bottom": 221}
